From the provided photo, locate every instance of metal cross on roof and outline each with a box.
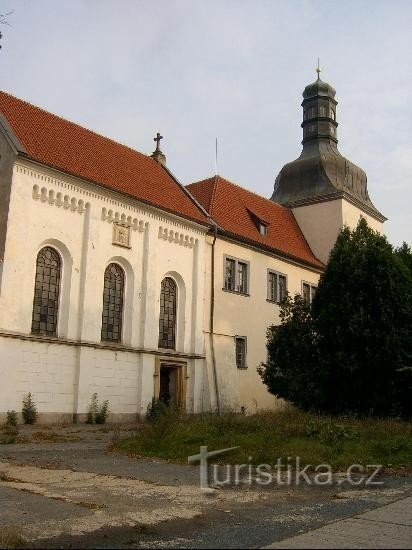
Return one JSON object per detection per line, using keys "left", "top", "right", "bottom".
{"left": 154, "top": 132, "right": 163, "bottom": 151}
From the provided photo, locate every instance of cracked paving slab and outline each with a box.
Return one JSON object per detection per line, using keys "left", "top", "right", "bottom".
{"left": 0, "top": 461, "right": 264, "bottom": 542}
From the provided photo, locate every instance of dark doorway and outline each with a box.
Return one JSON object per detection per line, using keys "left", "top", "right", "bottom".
{"left": 159, "top": 364, "right": 181, "bottom": 407}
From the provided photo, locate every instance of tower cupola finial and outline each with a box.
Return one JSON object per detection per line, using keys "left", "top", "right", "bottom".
{"left": 316, "top": 58, "right": 321, "bottom": 80}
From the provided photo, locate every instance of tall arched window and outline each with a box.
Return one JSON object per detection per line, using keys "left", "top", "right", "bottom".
{"left": 31, "top": 247, "right": 61, "bottom": 336}
{"left": 101, "top": 263, "right": 125, "bottom": 342}
{"left": 158, "top": 277, "right": 177, "bottom": 349}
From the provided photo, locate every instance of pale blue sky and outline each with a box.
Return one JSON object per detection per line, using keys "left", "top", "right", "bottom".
{"left": 1, "top": 0, "right": 411, "bottom": 244}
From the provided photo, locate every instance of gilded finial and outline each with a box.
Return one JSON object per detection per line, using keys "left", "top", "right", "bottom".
{"left": 316, "top": 57, "right": 321, "bottom": 80}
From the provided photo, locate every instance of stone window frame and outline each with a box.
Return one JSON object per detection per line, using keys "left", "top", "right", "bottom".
{"left": 235, "top": 336, "right": 248, "bottom": 370}
{"left": 223, "top": 255, "right": 250, "bottom": 296}
{"left": 267, "top": 269, "right": 288, "bottom": 304}
{"left": 301, "top": 281, "right": 317, "bottom": 305}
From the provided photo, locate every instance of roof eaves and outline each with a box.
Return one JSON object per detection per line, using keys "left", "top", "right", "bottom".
{"left": 218, "top": 227, "right": 324, "bottom": 271}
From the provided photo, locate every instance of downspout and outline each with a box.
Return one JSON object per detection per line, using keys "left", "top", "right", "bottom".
{"left": 209, "top": 220, "right": 221, "bottom": 414}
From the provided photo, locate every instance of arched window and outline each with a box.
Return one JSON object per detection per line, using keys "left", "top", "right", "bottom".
{"left": 31, "top": 247, "right": 61, "bottom": 336}
{"left": 158, "top": 277, "right": 177, "bottom": 349}
{"left": 101, "top": 263, "right": 125, "bottom": 342}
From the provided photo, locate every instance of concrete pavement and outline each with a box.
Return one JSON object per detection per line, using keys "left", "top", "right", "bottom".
{"left": 265, "top": 496, "right": 412, "bottom": 549}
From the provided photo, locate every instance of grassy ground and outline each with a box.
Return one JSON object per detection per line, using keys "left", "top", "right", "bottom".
{"left": 114, "top": 408, "right": 412, "bottom": 473}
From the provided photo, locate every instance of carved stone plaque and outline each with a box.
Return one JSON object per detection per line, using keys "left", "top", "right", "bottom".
{"left": 112, "top": 224, "right": 131, "bottom": 248}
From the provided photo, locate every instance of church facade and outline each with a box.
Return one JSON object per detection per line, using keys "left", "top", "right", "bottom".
{"left": 0, "top": 73, "right": 385, "bottom": 422}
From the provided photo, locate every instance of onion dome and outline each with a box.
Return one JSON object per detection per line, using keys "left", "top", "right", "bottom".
{"left": 271, "top": 67, "right": 385, "bottom": 221}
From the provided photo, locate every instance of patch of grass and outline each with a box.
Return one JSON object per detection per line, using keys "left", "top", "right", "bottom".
{"left": 0, "top": 527, "right": 27, "bottom": 549}
{"left": 113, "top": 407, "right": 412, "bottom": 473}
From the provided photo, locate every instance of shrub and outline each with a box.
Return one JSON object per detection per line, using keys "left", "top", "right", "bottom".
{"left": 95, "top": 400, "right": 109, "bottom": 424}
{"left": 86, "top": 393, "right": 98, "bottom": 424}
{"left": 22, "top": 393, "right": 37, "bottom": 425}
{"left": 6, "top": 410, "right": 18, "bottom": 427}
{"left": 146, "top": 398, "right": 168, "bottom": 423}
{"left": 86, "top": 393, "right": 109, "bottom": 424}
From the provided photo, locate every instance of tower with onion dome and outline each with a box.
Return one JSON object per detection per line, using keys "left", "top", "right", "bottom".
{"left": 271, "top": 63, "right": 386, "bottom": 263}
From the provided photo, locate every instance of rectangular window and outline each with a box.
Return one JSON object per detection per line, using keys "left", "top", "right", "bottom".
{"left": 267, "top": 270, "right": 288, "bottom": 303}
{"left": 223, "top": 256, "right": 249, "bottom": 295}
{"left": 302, "top": 281, "right": 317, "bottom": 305}
{"left": 237, "top": 262, "right": 248, "bottom": 294}
{"left": 235, "top": 337, "right": 247, "bottom": 369}
{"left": 224, "top": 258, "right": 236, "bottom": 291}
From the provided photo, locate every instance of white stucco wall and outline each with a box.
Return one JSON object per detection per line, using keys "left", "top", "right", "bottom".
{"left": 203, "top": 236, "right": 322, "bottom": 413}
{"left": 0, "top": 159, "right": 208, "bottom": 421}
{"left": 292, "top": 198, "right": 384, "bottom": 264}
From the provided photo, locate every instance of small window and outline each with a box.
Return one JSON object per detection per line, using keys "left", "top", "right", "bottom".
{"left": 235, "top": 337, "right": 247, "bottom": 369}
{"left": 267, "top": 270, "right": 287, "bottom": 303}
{"left": 308, "top": 107, "right": 315, "bottom": 118}
{"left": 330, "top": 109, "right": 335, "bottom": 120}
{"left": 302, "top": 282, "right": 317, "bottom": 305}
{"left": 320, "top": 105, "right": 326, "bottom": 117}
{"left": 224, "top": 256, "right": 249, "bottom": 295}
{"left": 259, "top": 223, "right": 268, "bottom": 236}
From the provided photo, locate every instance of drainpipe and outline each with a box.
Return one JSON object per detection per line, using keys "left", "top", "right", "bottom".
{"left": 209, "top": 220, "right": 221, "bottom": 414}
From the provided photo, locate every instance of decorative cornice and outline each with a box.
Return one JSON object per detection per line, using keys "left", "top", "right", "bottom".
{"left": 15, "top": 160, "right": 207, "bottom": 235}
{"left": 32, "top": 184, "right": 88, "bottom": 214}
{"left": 158, "top": 226, "right": 198, "bottom": 248}
{"left": 101, "top": 207, "right": 147, "bottom": 232}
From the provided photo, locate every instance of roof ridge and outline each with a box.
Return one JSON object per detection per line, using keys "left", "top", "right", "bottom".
{"left": 0, "top": 90, "right": 152, "bottom": 162}
{"left": 191, "top": 174, "right": 290, "bottom": 212}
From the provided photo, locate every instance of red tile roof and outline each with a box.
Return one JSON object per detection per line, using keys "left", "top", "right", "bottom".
{"left": 188, "top": 176, "right": 323, "bottom": 268}
{"left": 0, "top": 91, "right": 207, "bottom": 225}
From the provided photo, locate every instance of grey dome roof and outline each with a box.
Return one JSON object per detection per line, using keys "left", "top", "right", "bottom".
{"left": 303, "top": 78, "right": 336, "bottom": 100}
{"left": 272, "top": 140, "right": 381, "bottom": 216}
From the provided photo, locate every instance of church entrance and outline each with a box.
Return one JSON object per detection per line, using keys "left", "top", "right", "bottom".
{"left": 158, "top": 364, "right": 183, "bottom": 408}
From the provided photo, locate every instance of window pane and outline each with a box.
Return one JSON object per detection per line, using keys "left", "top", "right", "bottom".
{"left": 237, "top": 262, "right": 248, "bottom": 294}
{"left": 268, "top": 272, "right": 277, "bottom": 302}
{"left": 279, "top": 275, "right": 287, "bottom": 302}
{"left": 311, "top": 285, "right": 317, "bottom": 301}
{"left": 225, "top": 258, "right": 236, "bottom": 291}
{"left": 31, "top": 247, "right": 61, "bottom": 336}
{"left": 302, "top": 282, "right": 311, "bottom": 305}
{"left": 101, "top": 263, "right": 124, "bottom": 342}
{"left": 158, "top": 277, "right": 177, "bottom": 349}
{"left": 235, "top": 337, "right": 247, "bottom": 369}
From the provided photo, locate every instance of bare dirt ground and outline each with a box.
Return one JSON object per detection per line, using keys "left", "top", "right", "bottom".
{"left": 0, "top": 424, "right": 411, "bottom": 548}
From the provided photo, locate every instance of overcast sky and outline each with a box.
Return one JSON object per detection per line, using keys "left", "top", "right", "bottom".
{"left": 1, "top": 0, "right": 411, "bottom": 245}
